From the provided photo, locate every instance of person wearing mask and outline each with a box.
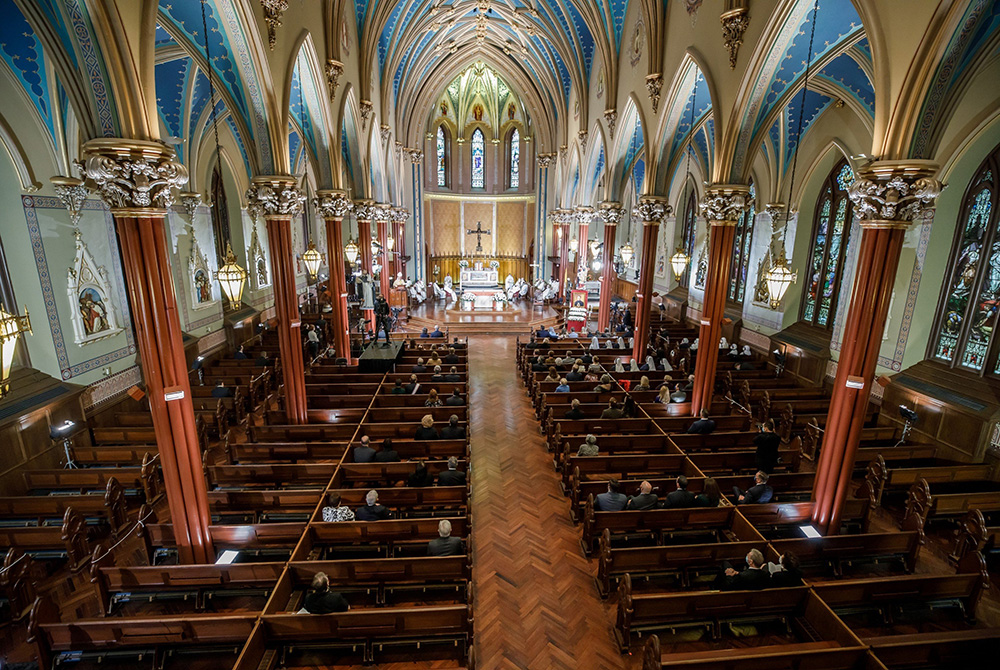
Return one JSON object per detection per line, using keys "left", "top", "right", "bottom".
{"left": 595, "top": 479, "right": 627, "bottom": 511}
{"left": 355, "top": 490, "right": 391, "bottom": 521}
{"left": 437, "top": 456, "right": 467, "bottom": 486}
{"left": 754, "top": 420, "right": 781, "bottom": 474}
{"left": 415, "top": 414, "right": 439, "bottom": 440}
{"left": 564, "top": 399, "right": 585, "bottom": 420}
{"left": 627, "top": 481, "right": 659, "bottom": 510}
{"left": 686, "top": 409, "right": 716, "bottom": 434}
{"left": 427, "top": 519, "right": 463, "bottom": 556}
{"left": 303, "top": 572, "right": 349, "bottom": 613}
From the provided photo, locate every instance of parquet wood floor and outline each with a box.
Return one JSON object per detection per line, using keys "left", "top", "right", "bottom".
{"left": 467, "top": 336, "right": 626, "bottom": 670}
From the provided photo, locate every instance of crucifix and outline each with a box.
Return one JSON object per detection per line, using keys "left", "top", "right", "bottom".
{"left": 466, "top": 221, "right": 491, "bottom": 254}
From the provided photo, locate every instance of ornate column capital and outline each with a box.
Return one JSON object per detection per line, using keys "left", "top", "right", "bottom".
{"left": 245, "top": 175, "right": 305, "bottom": 220}
{"left": 559, "top": 146, "right": 568, "bottom": 166}
{"left": 537, "top": 153, "right": 555, "bottom": 168}
{"left": 407, "top": 148, "right": 424, "bottom": 163}
{"left": 372, "top": 202, "right": 392, "bottom": 223}
{"left": 645, "top": 74, "right": 663, "bottom": 114}
{"left": 359, "top": 100, "right": 374, "bottom": 130}
{"left": 633, "top": 195, "right": 671, "bottom": 225}
{"left": 380, "top": 124, "right": 391, "bottom": 144}
{"left": 353, "top": 199, "right": 377, "bottom": 222}
{"left": 574, "top": 205, "right": 595, "bottom": 225}
{"left": 764, "top": 202, "right": 791, "bottom": 222}
{"left": 604, "top": 109, "right": 618, "bottom": 139}
{"left": 700, "top": 184, "right": 751, "bottom": 224}
{"left": 599, "top": 201, "right": 624, "bottom": 226}
{"left": 313, "top": 189, "right": 354, "bottom": 219}
{"left": 578, "top": 130, "right": 588, "bottom": 151}
{"left": 849, "top": 160, "right": 943, "bottom": 228}
{"left": 721, "top": 7, "right": 750, "bottom": 69}
{"left": 75, "top": 139, "right": 189, "bottom": 211}
{"left": 50, "top": 175, "right": 88, "bottom": 227}
{"left": 325, "top": 59, "right": 344, "bottom": 101}
{"left": 177, "top": 191, "right": 204, "bottom": 221}
{"left": 553, "top": 208, "right": 575, "bottom": 226}
{"left": 390, "top": 206, "right": 410, "bottom": 223}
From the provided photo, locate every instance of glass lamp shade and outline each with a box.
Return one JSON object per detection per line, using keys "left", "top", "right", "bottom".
{"left": 302, "top": 240, "right": 324, "bottom": 277}
{"left": 670, "top": 247, "right": 691, "bottom": 282}
{"left": 591, "top": 260, "right": 602, "bottom": 273}
{"left": 619, "top": 243, "right": 634, "bottom": 266}
{"left": 386, "top": 235, "right": 395, "bottom": 252}
{"left": 344, "top": 238, "right": 360, "bottom": 265}
{"left": 765, "top": 257, "right": 797, "bottom": 309}
{"left": 370, "top": 240, "right": 380, "bottom": 257}
{"left": 0, "top": 303, "right": 31, "bottom": 395}
{"left": 568, "top": 238, "right": 579, "bottom": 253}
{"left": 215, "top": 243, "right": 248, "bottom": 305}
{"left": 588, "top": 239, "right": 600, "bottom": 259}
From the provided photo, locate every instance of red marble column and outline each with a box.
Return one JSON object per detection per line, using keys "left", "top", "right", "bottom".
{"left": 315, "top": 190, "right": 353, "bottom": 360}
{"left": 79, "top": 139, "right": 212, "bottom": 564}
{"left": 691, "top": 185, "right": 750, "bottom": 416}
{"left": 354, "top": 200, "right": 376, "bottom": 331}
{"left": 248, "top": 176, "right": 308, "bottom": 425}
{"left": 392, "top": 207, "right": 409, "bottom": 280}
{"left": 597, "top": 202, "right": 623, "bottom": 332}
{"left": 555, "top": 210, "right": 572, "bottom": 299}
{"left": 376, "top": 203, "right": 392, "bottom": 299}
{"left": 631, "top": 196, "right": 669, "bottom": 361}
{"left": 812, "top": 162, "right": 941, "bottom": 534}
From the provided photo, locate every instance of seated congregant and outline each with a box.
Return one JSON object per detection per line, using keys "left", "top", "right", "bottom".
{"left": 321, "top": 493, "right": 355, "bottom": 522}
{"left": 718, "top": 548, "right": 770, "bottom": 591}
{"left": 441, "top": 414, "right": 466, "bottom": 439}
{"left": 686, "top": 409, "right": 716, "bottom": 434}
{"left": 600, "top": 398, "right": 624, "bottom": 419}
{"left": 733, "top": 471, "right": 773, "bottom": 504}
{"left": 627, "top": 481, "right": 659, "bottom": 510}
{"left": 577, "top": 434, "right": 599, "bottom": 456}
{"left": 303, "top": 572, "right": 350, "bottom": 613}
{"left": 374, "top": 438, "right": 400, "bottom": 462}
{"left": 595, "top": 479, "right": 627, "bottom": 511}
{"left": 663, "top": 475, "right": 696, "bottom": 508}
{"left": 437, "top": 456, "right": 467, "bottom": 486}
{"left": 564, "top": 399, "right": 585, "bottom": 420}
{"left": 415, "top": 414, "right": 440, "bottom": 440}
{"left": 427, "top": 519, "right": 463, "bottom": 556}
{"left": 355, "top": 490, "right": 391, "bottom": 521}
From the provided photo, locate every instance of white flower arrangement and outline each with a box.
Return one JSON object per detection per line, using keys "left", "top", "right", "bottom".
{"left": 489, "top": 259, "right": 500, "bottom": 270}
{"left": 458, "top": 260, "right": 470, "bottom": 269}
{"left": 493, "top": 291, "right": 509, "bottom": 304}
{"left": 459, "top": 292, "right": 475, "bottom": 304}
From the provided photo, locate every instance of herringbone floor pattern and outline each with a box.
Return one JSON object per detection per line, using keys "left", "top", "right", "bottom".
{"left": 468, "top": 336, "right": 626, "bottom": 670}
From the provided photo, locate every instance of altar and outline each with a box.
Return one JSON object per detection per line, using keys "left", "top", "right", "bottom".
{"left": 460, "top": 268, "right": 499, "bottom": 288}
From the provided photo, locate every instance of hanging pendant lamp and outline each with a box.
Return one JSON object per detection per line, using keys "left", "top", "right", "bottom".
{"left": 670, "top": 247, "right": 690, "bottom": 282}
{"left": 216, "top": 243, "right": 248, "bottom": 305}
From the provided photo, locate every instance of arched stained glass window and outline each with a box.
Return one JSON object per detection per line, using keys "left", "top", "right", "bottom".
{"left": 929, "top": 146, "right": 1000, "bottom": 373}
{"left": 509, "top": 128, "right": 520, "bottom": 189}
{"left": 800, "top": 160, "right": 855, "bottom": 328}
{"left": 471, "top": 128, "right": 485, "bottom": 189}
{"left": 436, "top": 126, "right": 447, "bottom": 187}
{"left": 728, "top": 181, "right": 756, "bottom": 303}
{"left": 679, "top": 186, "right": 698, "bottom": 287}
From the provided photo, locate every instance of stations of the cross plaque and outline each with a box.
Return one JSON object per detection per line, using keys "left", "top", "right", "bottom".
{"left": 466, "top": 221, "right": 491, "bottom": 254}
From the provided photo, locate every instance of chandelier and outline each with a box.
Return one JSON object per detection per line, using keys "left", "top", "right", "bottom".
{"left": 301, "top": 239, "right": 324, "bottom": 278}
{"left": 344, "top": 238, "right": 360, "bottom": 265}
{"left": 765, "top": 256, "right": 797, "bottom": 308}
{"left": 670, "top": 247, "right": 690, "bottom": 282}
{"left": 215, "top": 243, "right": 248, "bottom": 307}
{"left": 619, "top": 242, "right": 634, "bottom": 266}
{"left": 0, "top": 304, "right": 31, "bottom": 398}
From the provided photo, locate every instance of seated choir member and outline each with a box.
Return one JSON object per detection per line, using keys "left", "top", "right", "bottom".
{"left": 303, "top": 572, "right": 350, "bottom": 613}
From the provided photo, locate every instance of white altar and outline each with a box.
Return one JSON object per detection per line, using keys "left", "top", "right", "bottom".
{"left": 460, "top": 268, "right": 499, "bottom": 288}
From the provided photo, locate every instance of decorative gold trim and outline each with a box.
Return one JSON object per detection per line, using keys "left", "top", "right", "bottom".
{"left": 423, "top": 192, "right": 536, "bottom": 203}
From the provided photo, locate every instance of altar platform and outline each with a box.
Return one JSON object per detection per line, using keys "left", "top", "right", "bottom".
{"left": 404, "top": 300, "right": 561, "bottom": 335}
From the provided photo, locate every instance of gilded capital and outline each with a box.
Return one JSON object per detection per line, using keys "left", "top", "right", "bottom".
{"left": 604, "top": 109, "right": 618, "bottom": 139}
{"left": 50, "top": 176, "right": 88, "bottom": 227}
{"left": 372, "top": 202, "right": 392, "bottom": 223}
{"left": 75, "top": 139, "right": 188, "bottom": 210}
{"left": 599, "top": 201, "right": 624, "bottom": 226}
{"left": 245, "top": 175, "right": 305, "bottom": 220}
{"left": 553, "top": 208, "right": 575, "bottom": 226}
{"left": 633, "top": 195, "right": 671, "bottom": 224}
{"left": 764, "top": 202, "right": 790, "bottom": 222}
{"left": 325, "top": 59, "right": 344, "bottom": 101}
{"left": 645, "top": 74, "right": 663, "bottom": 114}
{"left": 407, "top": 148, "right": 424, "bottom": 163}
{"left": 537, "top": 153, "right": 555, "bottom": 168}
{"left": 354, "top": 199, "right": 378, "bottom": 222}
{"left": 700, "top": 184, "right": 751, "bottom": 223}
{"left": 849, "top": 160, "right": 943, "bottom": 226}
{"left": 313, "top": 189, "right": 354, "bottom": 219}
{"left": 575, "top": 205, "right": 595, "bottom": 225}
{"left": 390, "top": 206, "right": 410, "bottom": 223}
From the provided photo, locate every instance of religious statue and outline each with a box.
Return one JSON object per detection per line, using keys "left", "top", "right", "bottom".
{"left": 473, "top": 104, "right": 484, "bottom": 122}
{"left": 194, "top": 270, "right": 212, "bottom": 303}
{"left": 441, "top": 100, "right": 448, "bottom": 117}
{"left": 360, "top": 272, "right": 375, "bottom": 310}
{"left": 508, "top": 102, "right": 515, "bottom": 120}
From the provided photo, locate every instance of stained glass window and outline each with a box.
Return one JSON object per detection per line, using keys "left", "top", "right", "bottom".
{"left": 471, "top": 128, "right": 485, "bottom": 189}
{"left": 930, "top": 149, "right": 1000, "bottom": 374}
{"left": 436, "top": 126, "right": 447, "bottom": 187}
{"left": 801, "top": 159, "right": 854, "bottom": 328}
{"left": 728, "top": 181, "right": 756, "bottom": 303}
{"left": 679, "top": 186, "right": 698, "bottom": 287}
{"left": 509, "top": 129, "right": 520, "bottom": 188}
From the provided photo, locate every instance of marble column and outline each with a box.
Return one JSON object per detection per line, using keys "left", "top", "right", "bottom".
{"left": 314, "top": 189, "right": 353, "bottom": 360}
{"left": 554, "top": 209, "right": 573, "bottom": 300}
{"left": 575, "top": 205, "right": 594, "bottom": 282}
{"left": 354, "top": 200, "right": 377, "bottom": 331}
{"left": 247, "top": 175, "right": 308, "bottom": 425}
{"left": 391, "top": 207, "right": 409, "bottom": 280}
{"left": 77, "top": 139, "right": 213, "bottom": 564}
{"left": 597, "top": 202, "right": 624, "bottom": 332}
{"left": 375, "top": 202, "right": 392, "bottom": 299}
{"left": 631, "top": 196, "right": 670, "bottom": 361}
{"left": 813, "top": 162, "right": 942, "bottom": 533}
{"left": 691, "top": 185, "right": 750, "bottom": 416}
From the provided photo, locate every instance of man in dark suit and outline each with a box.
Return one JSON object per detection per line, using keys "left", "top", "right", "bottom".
{"left": 373, "top": 438, "right": 400, "bottom": 462}
{"left": 595, "top": 479, "right": 627, "bottom": 511}
{"left": 600, "top": 397, "right": 624, "bottom": 419}
{"left": 445, "top": 389, "right": 464, "bottom": 406}
{"left": 211, "top": 381, "right": 233, "bottom": 398}
{"left": 564, "top": 399, "right": 585, "bottom": 420}
{"left": 437, "top": 457, "right": 466, "bottom": 486}
{"left": 733, "top": 471, "right": 773, "bottom": 504}
{"left": 686, "top": 409, "right": 717, "bottom": 434}
{"left": 444, "top": 366, "right": 462, "bottom": 382}
{"left": 565, "top": 365, "right": 584, "bottom": 382}
{"left": 303, "top": 572, "right": 350, "bottom": 613}
{"left": 440, "top": 415, "right": 466, "bottom": 439}
{"left": 451, "top": 337, "right": 466, "bottom": 350}
{"left": 430, "top": 325, "right": 444, "bottom": 338}
{"left": 444, "top": 348, "right": 460, "bottom": 364}
{"left": 353, "top": 435, "right": 376, "bottom": 463}
{"left": 412, "top": 358, "right": 427, "bottom": 373}
{"left": 355, "top": 490, "right": 391, "bottom": 520}
{"left": 427, "top": 519, "right": 463, "bottom": 556}
{"left": 719, "top": 548, "right": 771, "bottom": 590}
{"left": 234, "top": 346, "right": 248, "bottom": 360}
{"left": 753, "top": 420, "right": 781, "bottom": 474}
{"left": 627, "top": 481, "right": 659, "bottom": 510}
{"left": 663, "top": 475, "right": 696, "bottom": 508}
{"left": 256, "top": 351, "right": 273, "bottom": 367}
{"left": 404, "top": 374, "right": 420, "bottom": 394}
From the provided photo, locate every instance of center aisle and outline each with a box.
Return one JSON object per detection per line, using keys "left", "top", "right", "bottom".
{"left": 467, "top": 336, "right": 626, "bottom": 670}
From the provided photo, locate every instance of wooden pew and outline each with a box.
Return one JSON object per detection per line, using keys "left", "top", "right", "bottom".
{"left": 0, "top": 478, "right": 132, "bottom": 531}
{"left": 739, "top": 499, "right": 872, "bottom": 535}
{"left": 248, "top": 423, "right": 358, "bottom": 443}
{"left": 866, "top": 628, "right": 1000, "bottom": 668}
{"left": 338, "top": 460, "right": 468, "bottom": 486}
{"left": 91, "top": 424, "right": 209, "bottom": 452}
{"left": 636, "top": 634, "right": 871, "bottom": 670}
{"left": 304, "top": 517, "right": 470, "bottom": 555}
{"left": 903, "top": 478, "right": 1000, "bottom": 529}
{"left": 207, "top": 463, "right": 336, "bottom": 489}
{"left": 950, "top": 509, "right": 1000, "bottom": 563}
{"left": 862, "top": 455, "right": 999, "bottom": 506}
{"left": 768, "top": 526, "right": 924, "bottom": 580}
{"left": 581, "top": 499, "right": 735, "bottom": 553}
{"left": 0, "top": 507, "right": 92, "bottom": 569}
